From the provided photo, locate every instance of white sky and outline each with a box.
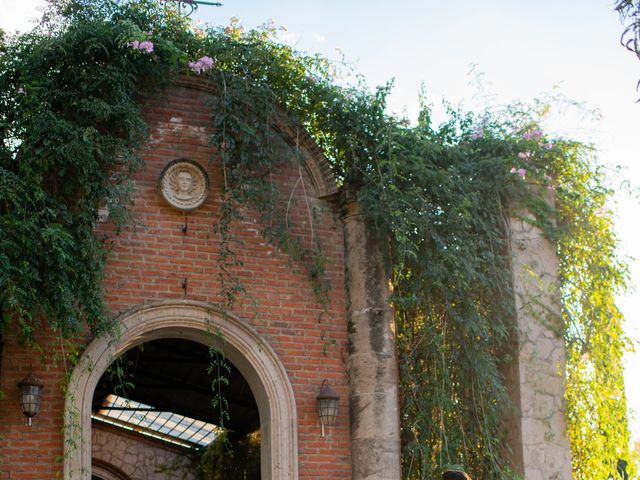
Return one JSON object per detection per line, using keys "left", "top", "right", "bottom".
{"left": 3, "top": 0, "right": 640, "bottom": 442}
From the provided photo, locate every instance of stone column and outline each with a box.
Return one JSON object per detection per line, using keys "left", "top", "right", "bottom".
{"left": 341, "top": 197, "right": 401, "bottom": 480}
{"left": 505, "top": 198, "right": 572, "bottom": 480}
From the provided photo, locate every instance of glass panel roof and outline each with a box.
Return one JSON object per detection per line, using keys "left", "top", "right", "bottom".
{"left": 92, "top": 394, "right": 219, "bottom": 448}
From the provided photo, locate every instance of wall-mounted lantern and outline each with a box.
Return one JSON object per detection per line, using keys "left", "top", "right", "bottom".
{"left": 17, "top": 372, "right": 43, "bottom": 426}
{"left": 316, "top": 379, "right": 339, "bottom": 437}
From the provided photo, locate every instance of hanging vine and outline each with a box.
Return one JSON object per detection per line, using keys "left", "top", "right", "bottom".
{"left": 0, "top": 1, "right": 632, "bottom": 478}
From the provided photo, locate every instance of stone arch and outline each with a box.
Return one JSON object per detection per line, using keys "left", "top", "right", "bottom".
{"left": 64, "top": 300, "right": 298, "bottom": 479}
{"left": 91, "top": 459, "right": 131, "bottom": 480}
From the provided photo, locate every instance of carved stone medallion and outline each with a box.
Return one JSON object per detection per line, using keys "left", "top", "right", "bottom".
{"left": 159, "top": 159, "right": 209, "bottom": 211}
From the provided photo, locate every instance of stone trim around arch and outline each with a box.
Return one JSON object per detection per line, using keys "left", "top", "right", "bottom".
{"left": 64, "top": 300, "right": 299, "bottom": 480}
{"left": 91, "top": 459, "right": 132, "bottom": 480}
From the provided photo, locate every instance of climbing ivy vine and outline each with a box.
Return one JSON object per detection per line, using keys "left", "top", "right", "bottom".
{"left": 0, "top": 1, "right": 632, "bottom": 478}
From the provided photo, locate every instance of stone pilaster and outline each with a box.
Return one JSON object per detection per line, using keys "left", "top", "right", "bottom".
{"left": 341, "top": 198, "right": 401, "bottom": 480}
{"left": 505, "top": 199, "right": 572, "bottom": 480}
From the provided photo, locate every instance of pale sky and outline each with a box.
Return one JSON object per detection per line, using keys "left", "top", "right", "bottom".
{"left": 3, "top": 0, "right": 640, "bottom": 442}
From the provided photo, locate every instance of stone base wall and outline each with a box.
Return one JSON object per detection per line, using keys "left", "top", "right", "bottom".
{"left": 92, "top": 423, "right": 197, "bottom": 480}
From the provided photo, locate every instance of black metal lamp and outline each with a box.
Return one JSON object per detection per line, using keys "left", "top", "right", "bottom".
{"left": 17, "top": 372, "right": 43, "bottom": 426}
{"left": 316, "top": 379, "right": 339, "bottom": 436}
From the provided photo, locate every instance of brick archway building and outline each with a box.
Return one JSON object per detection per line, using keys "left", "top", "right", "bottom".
{"left": 0, "top": 77, "right": 570, "bottom": 480}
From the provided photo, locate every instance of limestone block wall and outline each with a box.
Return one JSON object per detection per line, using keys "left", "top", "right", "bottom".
{"left": 92, "top": 423, "right": 197, "bottom": 480}
{"left": 506, "top": 209, "right": 572, "bottom": 480}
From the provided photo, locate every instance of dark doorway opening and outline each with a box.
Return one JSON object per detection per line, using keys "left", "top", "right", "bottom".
{"left": 91, "top": 338, "right": 261, "bottom": 478}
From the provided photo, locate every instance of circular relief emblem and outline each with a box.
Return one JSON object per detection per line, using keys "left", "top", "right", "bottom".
{"left": 159, "top": 159, "right": 209, "bottom": 211}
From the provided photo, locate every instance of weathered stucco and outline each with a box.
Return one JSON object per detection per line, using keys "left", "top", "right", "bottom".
{"left": 341, "top": 198, "right": 401, "bottom": 480}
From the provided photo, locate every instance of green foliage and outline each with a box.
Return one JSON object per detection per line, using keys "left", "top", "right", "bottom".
{"left": 391, "top": 118, "right": 517, "bottom": 479}
{"left": 0, "top": 0, "right": 188, "bottom": 338}
{"left": 553, "top": 142, "right": 633, "bottom": 479}
{"left": 207, "top": 344, "right": 230, "bottom": 429}
{"left": 615, "top": 1, "right": 640, "bottom": 61}
{"left": 199, "top": 430, "right": 260, "bottom": 480}
{"left": 615, "top": 0, "right": 640, "bottom": 94}
{"left": 0, "top": 1, "right": 632, "bottom": 478}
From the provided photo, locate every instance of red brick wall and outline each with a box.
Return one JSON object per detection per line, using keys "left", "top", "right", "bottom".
{"left": 0, "top": 327, "right": 67, "bottom": 479}
{"left": 0, "top": 82, "right": 351, "bottom": 479}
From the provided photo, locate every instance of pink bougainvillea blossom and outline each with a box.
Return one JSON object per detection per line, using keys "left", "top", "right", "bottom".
{"left": 129, "top": 40, "right": 154, "bottom": 53}
{"left": 471, "top": 127, "right": 484, "bottom": 140}
{"left": 543, "top": 141, "right": 554, "bottom": 149}
{"left": 139, "top": 41, "right": 154, "bottom": 53}
{"left": 523, "top": 128, "right": 544, "bottom": 140}
{"left": 188, "top": 56, "right": 215, "bottom": 74}
{"left": 517, "top": 151, "right": 531, "bottom": 160}
{"left": 510, "top": 167, "right": 526, "bottom": 178}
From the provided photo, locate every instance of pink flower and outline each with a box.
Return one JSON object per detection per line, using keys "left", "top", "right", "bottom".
{"left": 543, "top": 141, "right": 554, "bottom": 150}
{"left": 17, "top": 87, "right": 25, "bottom": 95}
{"left": 129, "top": 40, "right": 154, "bottom": 53}
{"left": 523, "top": 129, "right": 543, "bottom": 140}
{"left": 138, "top": 41, "right": 154, "bottom": 53}
{"left": 517, "top": 151, "right": 531, "bottom": 160}
{"left": 200, "top": 56, "right": 214, "bottom": 68}
{"left": 471, "top": 127, "right": 484, "bottom": 140}
{"left": 510, "top": 167, "right": 526, "bottom": 178}
{"left": 188, "top": 56, "right": 215, "bottom": 74}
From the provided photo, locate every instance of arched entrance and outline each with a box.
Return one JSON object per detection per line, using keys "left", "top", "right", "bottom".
{"left": 64, "top": 300, "right": 298, "bottom": 479}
